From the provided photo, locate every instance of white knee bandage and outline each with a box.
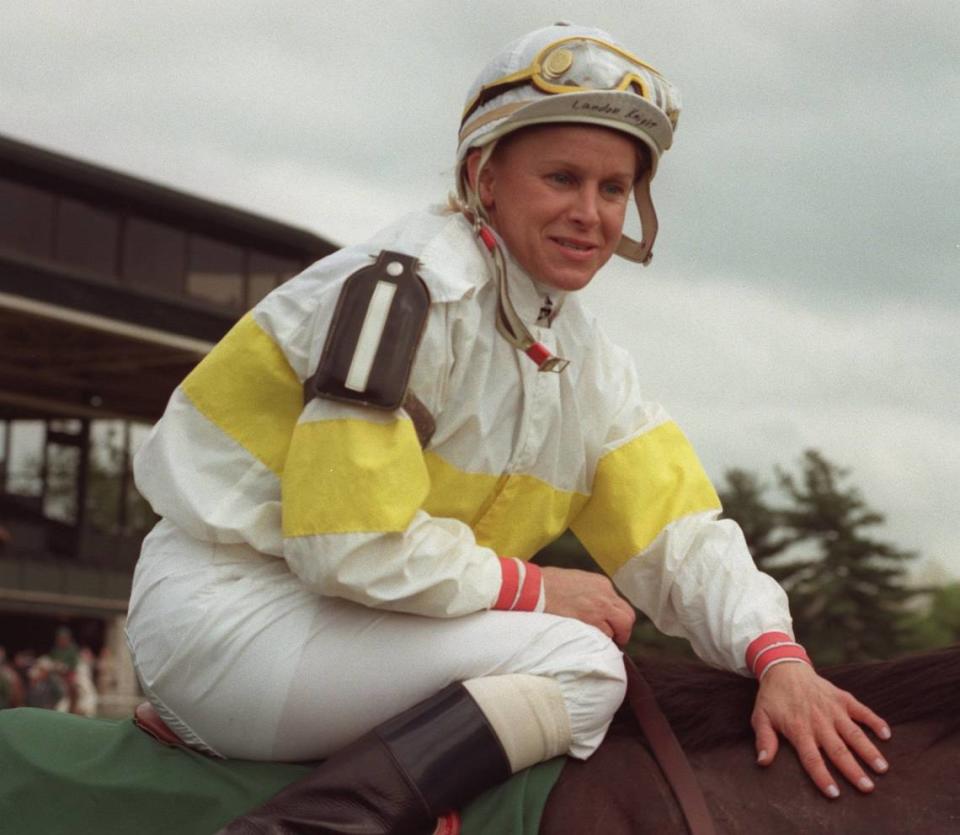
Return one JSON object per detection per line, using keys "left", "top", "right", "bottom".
{"left": 463, "top": 674, "right": 572, "bottom": 773}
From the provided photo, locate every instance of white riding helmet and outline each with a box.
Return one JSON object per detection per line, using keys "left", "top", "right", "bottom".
{"left": 457, "top": 22, "right": 681, "bottom": 266}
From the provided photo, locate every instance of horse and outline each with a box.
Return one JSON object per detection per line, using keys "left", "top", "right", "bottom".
{"left": 1, "top": 645, "right": 957, "bottom": 834}
{"left": 540, "top": 644, "right": 960, "bottom": 834}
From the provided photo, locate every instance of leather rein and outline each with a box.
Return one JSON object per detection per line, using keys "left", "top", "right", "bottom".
{"left": 623, "top": 657, "right": 717, "bottom": 835}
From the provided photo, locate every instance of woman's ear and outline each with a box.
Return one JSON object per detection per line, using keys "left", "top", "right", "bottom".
{"left": 466, "top": 149, "right": 495, "bottom": 209}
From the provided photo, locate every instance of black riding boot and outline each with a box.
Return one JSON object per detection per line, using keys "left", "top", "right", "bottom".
{"left": 217, "top": 683, "right": 512, "bottom": 835}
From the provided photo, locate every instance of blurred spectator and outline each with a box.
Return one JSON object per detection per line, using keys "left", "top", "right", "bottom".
{"left": 13, "top": 649, "right": 36, "bottom": 682}
{"left": 74, "top": 647, "right": 99, "bottom": 717}
{"left": 96, "top": 645, "right": 117, "bottom": 695}
{"left": 0, "top": 646, "right": 25, "bottom": 709}
{"left": 50, "top": 626, "right": 79, "bottom": 712}
{"left": 50, "top": 627, "right": 79, "bottom": 672}
{"left": 26, "top": 656, "right": 65, "bottom": 710}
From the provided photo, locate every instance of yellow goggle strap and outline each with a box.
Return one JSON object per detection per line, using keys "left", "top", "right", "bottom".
{"left": 461, "top": 37, "right": 662, "bottom": 128}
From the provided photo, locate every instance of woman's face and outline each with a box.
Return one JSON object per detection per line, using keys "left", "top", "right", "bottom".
{"left": 472, "top": 125, "right": 639, "bottom": 292}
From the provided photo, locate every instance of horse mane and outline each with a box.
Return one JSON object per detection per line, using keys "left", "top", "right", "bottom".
{"left": 619, "top": 644, "right": 960, "bottom": 751}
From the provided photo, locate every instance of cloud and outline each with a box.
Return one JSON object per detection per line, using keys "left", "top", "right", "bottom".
{"left": 582, "top": 259, "right": 960, "bottom": 579}
{"left": 1, "top": 0, "right": 956, "bottom": 582}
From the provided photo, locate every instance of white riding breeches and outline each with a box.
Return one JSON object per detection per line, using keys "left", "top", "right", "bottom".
{"left": 125, "top": 520, "right": 627, "bottom": 763}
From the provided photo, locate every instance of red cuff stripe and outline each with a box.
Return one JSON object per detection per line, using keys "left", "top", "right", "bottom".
{"left": 493, "top": 558, "right": 520, "bottom": 610}
{"left": 757, "top": 657, "right": 811, "bottom": 682}
{"left": 754, "top": 646, "right": 812, "bottom": 680}
{"left": 745, "top": 631, "right": 793, "bottom": 672}
{"left": 513, "top": 562, "right": 542, "bottom": 612}
{"left": 755, "top": 644, "right": 811, "bottom": 667}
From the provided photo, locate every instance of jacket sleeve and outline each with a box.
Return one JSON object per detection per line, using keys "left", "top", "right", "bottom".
{"left": 133, "top": 252, "right": 503, "bottom": 618}
{"left": 279, "top": 393, "right": 503, "bottom": 617}
{"left": 570, "top": 342, "right": 793, "bottom": 675}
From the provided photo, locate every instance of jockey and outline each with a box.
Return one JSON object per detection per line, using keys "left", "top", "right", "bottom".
{"left": 126, "top": 22, "right": 891, "bottom": 835}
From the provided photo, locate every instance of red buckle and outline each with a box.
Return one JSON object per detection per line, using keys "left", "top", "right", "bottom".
{"left": 133, "top": 702, "right": 187, "bottom": 749}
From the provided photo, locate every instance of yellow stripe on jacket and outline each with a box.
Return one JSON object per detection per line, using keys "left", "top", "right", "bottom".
{"left": 423, "top": 452, "right": 588, "bottom": 559}
{"left": 181, "top": 313, "right": 303, "bottom": 477}
{"left": 572, "top": 420, "right": 721, "bottom": 576}
{"left": 284, "top": 432, "right": 586, "bottom": 553}
{"left": 283, "top": 417, "right": 430, "bottom": 536}
{"left": 178, "top": 312, "right": 591, "bottom": 558}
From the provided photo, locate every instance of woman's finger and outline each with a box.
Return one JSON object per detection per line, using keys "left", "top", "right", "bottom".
{"left": 843, "top": 693, "right": 892, "bottom": 743}
{"left": 595, "top": 620, "right": 614, "bottom": 640}
{"left": 750, "top": 708, "right": 780, "bottom": 766}
{"left": 791, "top": 735, "right": 841, "bottom": 799}
{"left": 816, "top": 729, "right": 875, "bottom": 793}
{"left": 609, "top": 599, "right": 636, "bottom": 645}
{"left": 838, "top": 718, "right": 889, "bottom": 775}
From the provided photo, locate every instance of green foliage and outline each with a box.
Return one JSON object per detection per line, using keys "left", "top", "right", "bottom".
{"left": 901, "top": 583, "right": 960, "bottom": 651}
{"left": 12, "top": 420, "right": 156, "bottom": 538}
{"left": 533, "top": 449, "right": 944, "bottom": 667}
{"left": 716, "top": 468, "right": 792, "bottom": 581}
{"left": 721, "top": 450, "right": 923, "bottom": 664}
{"left": 84, "top": 423, "right": 156, "bottom": 537}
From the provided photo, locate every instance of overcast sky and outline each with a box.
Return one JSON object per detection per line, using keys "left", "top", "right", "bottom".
{"left": 3, "top": 1, "right": 958, "bottom": 581}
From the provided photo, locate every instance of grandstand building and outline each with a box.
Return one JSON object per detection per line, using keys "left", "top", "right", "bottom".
{"left": 0, "top": 133, "right": 335, "bottom": 714}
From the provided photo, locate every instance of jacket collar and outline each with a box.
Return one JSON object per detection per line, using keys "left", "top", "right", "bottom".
{"left": 361, "top": 208, "right": 568, "bottom": 327}
{"left": 500, "top": 240, "right": 567, "bottom": 329}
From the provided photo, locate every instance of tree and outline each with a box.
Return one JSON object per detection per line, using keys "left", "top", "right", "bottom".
{"left": 774, "top": 450, "right": 916, "bottom": 664}
{"left": 717, "top": 469, "right": 791, "bottom": 580}
{"left": 541, "top": 449, "right": 927, "bottom": 665}
{"left": 904, "top": 582, "right": 960, "bottom": 651}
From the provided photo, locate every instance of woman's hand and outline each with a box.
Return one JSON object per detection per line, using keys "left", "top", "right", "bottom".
{"left": 541, "top": 566, "right": 636, "bottom": 645}
{"left": 752, "top": 661, "right": 891, "bottom": 798}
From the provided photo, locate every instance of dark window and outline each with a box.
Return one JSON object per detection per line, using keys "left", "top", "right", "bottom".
{"left": 6, "top": 420, "right": 44, "bottom": 498}
{"left": 247, "top": 251, "right": 300, "bottom": 306}
{"left": 42, "top": 419, "right": 84, "bottom": 525}
{"left": 122, "top": 217, "right": 186, "bottom": 294}
{"left": 0, "top": 178, "right": 55, "bottom": 259}
{"left": 126, "top": 423, "right": 158, "bottom": 536}
{"left": 186, "top": 235, "right": 245, "bottom": 309}
{"left": 43, "top": 442, "right": 79, "bottom": 524}
{"left": 49, "top": 418, "right": 83, "bottom": 434}
{"left": 0, "top": 420, "right": 8, "bottom": 491}
{"left": 86, "top": 420, "right": 126, "bottom": 536}
{"left": 55, "top": 197, "right": 119, "bottom": 277}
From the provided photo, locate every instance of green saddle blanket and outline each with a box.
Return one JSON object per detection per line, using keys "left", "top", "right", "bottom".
{"left": 0, "top": 708, "right": 564, "bottom": 835}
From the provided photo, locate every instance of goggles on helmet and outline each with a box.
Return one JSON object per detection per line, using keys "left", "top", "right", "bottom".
{"left": 460, "top": 36, "right": 680, "bottom": 131}
{"left": 456, "top": 27, "right": 678, "bottom": 374}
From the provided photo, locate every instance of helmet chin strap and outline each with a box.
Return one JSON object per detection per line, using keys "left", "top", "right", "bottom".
{"left": 463, "top": 142, "right": 497, "bottom": 222}
{"left": 461, "top": 139, "right": 656, "bottom": 369}
{"left": 615, "top": 169, "right": 658, "bottom": 266}
{"left": 464, "top": 143, "right": 570, "bottom": 373}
